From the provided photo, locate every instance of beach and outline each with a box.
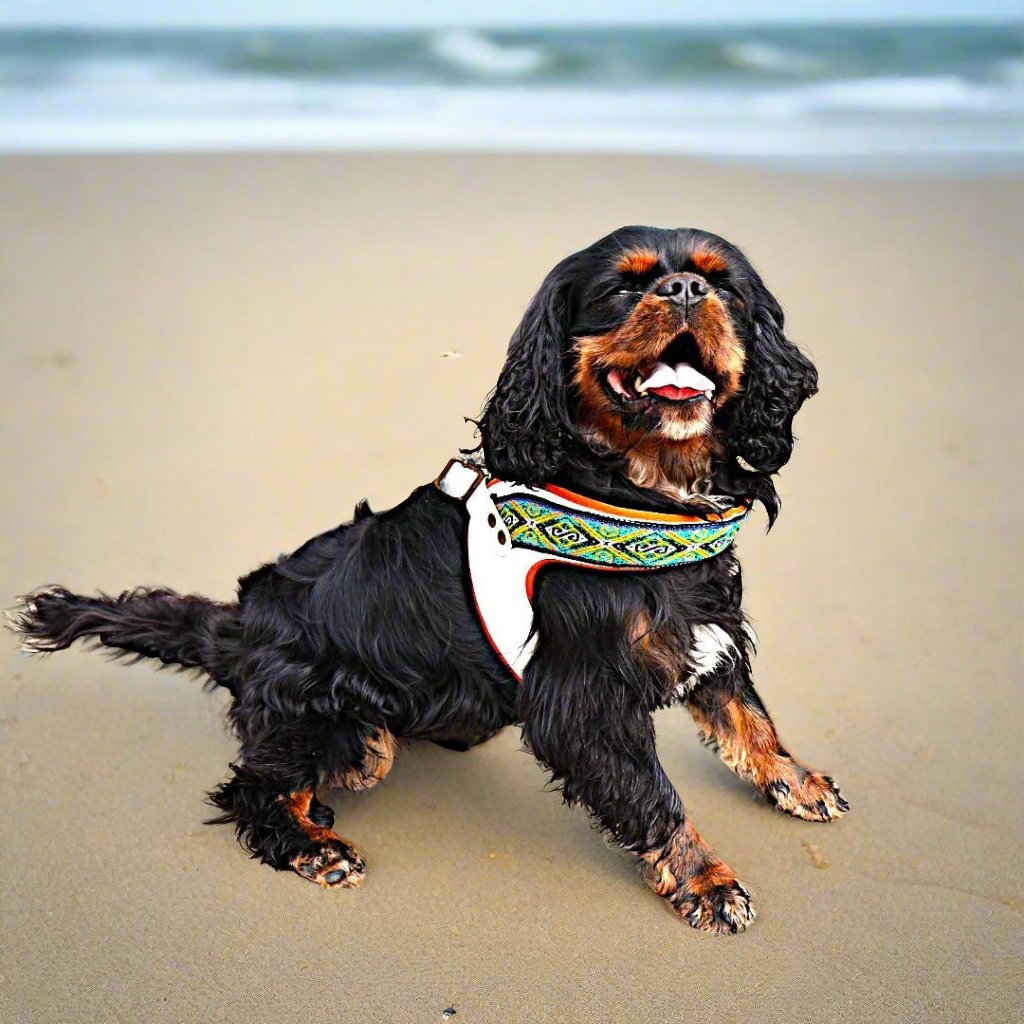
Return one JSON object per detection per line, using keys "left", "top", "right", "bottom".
{"left": 1, "top": 151, "right": 1021, "bottom": 1023}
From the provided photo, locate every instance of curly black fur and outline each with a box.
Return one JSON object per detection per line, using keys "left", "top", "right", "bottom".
{"left": 478, "top": 255, "right": 578, "bottom": 484}
{"left": 717, "top": 286, "right": 819, "bottom": 491}
{"left": 9, "top": 226, "right": 826, "bottom": 929}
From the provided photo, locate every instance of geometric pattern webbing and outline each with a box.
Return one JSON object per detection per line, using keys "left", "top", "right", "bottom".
{"left": 494, "top": 494, "right": 748, "bottom": 569}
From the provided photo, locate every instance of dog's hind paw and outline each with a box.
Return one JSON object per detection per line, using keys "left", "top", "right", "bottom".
{"left": 290, "top": 839, "right": 366, "bottom": 890}
{"left": 765, "top": 766, "right": 849, "bottom": 823}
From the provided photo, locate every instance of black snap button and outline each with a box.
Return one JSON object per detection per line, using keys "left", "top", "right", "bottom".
{"left": 487, "top": 513, "right": 497, "bottom": 528}
{"left": 497, "top": 531, "right": 507, "bottom": 545}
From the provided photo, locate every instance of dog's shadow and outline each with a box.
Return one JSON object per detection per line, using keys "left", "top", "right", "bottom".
{"left": 322, "top": 712, "right": 761, "bottom": 887}
{"left": 322, "top": 731, "right": 641, "bottom": 884}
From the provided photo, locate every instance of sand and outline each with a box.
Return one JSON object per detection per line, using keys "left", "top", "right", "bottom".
{"left": 1, "top": 152, "right": 1021, "bottom": 1024}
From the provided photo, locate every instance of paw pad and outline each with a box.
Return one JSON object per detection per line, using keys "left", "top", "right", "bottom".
{"left": 290, "top": 840, "right": 366, "bottom": 889}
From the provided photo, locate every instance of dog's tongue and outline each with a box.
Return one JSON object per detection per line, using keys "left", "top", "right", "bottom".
{"left": 650, "top": 384, "right": 703, "bottom": 401}
{"left": 640, "top": 362, "right": 715, "bottom": 401}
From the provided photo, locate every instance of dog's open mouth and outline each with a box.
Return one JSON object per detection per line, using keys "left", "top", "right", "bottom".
{"left": 603, "top": 332, "right": 716, "bottom": 408}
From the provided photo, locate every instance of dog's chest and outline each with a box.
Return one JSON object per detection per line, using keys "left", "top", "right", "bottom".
{"left": 629, "top": 615, "right": 739, "bottom": 696}
{"left": 625, "top": 557, "right": 748, "bottom": 698}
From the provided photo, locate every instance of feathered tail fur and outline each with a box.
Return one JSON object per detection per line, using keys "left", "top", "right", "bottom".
{"left": 6, "top": 586, "right": 241, "bottom": 691}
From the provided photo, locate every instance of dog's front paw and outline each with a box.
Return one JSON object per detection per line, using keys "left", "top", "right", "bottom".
{"left": 764, "top": 761, "right": 849, "bottom": 822}
{"left": 672, "top": 865, "right": 756, "bottom": 934}
{"left": 290, "top": 838, "right": 366, "bottom": 889}
{"left": 643, "top": 823, "right": 756, "bottom": 934}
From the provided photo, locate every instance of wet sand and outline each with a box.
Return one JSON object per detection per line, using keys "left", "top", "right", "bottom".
{"left": 1, "top": 152, "right": 1021, "bottom": 1023}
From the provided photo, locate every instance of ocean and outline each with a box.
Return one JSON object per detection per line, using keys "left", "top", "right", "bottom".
{"left": 1, "top": 23, "right": 1022, "bottom": 171}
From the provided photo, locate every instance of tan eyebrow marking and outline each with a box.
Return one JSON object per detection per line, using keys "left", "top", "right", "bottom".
{"left": 691, "top": 248, "right": 728, "bottom": 275}
{"left": 616, "top": 249, "right": 660, "bottom": 276}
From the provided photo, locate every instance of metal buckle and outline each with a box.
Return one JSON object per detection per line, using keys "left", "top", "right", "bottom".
{"left": 434, "top": 458, "right": 485, "bottom": 502}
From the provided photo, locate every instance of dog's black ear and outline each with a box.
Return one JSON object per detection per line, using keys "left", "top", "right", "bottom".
{"left": 479, "top": 265, "right": 576, "bottom": 484}
{"left": 725, "top": 286, "right": 818, "bottom": 478}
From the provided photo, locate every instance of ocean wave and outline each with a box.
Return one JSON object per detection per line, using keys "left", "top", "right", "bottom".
{"left": 723, "top": 40, "right": 825, "bottom": 76}
{"left": 777, "top": 75, "right": 1024, "bottom": 115}
{"left": 428, "top": 29, "right": 546, "bottom": 78}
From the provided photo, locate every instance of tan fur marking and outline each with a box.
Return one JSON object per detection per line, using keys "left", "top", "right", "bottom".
{"left": 691, "top": 248, "right": 728, "bottom": 275}
{"left": 687, "top": 696, "right": 848, "bottom": 822}
{"left": 641, "top": 819, "right": 717, "bottom": 889}
{"left": 616, "top": 249, "right": 660, "bottom": 276}
{"left": 283, "top": 788, "right": 366, "bottom": 889}
{"left": 628, "top": 609, "right": 685, "bottom": 684}
{"left": 283, "top": 790, "right": 337, "bottom": 845}
{"left": 331, "top": 727, "right": 398, "bottom": 792}
{"left": 641, "top": 820, "right": 755, "bottom": 933}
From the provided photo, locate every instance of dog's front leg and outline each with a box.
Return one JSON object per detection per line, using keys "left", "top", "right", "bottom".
{"left": 687, "top": 665, "right": 849, "bottom": 823}
{"left": 519, "top": 650, "right": 756, "bottom": 934}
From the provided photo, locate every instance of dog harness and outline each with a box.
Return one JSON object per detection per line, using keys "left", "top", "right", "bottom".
{"left": 435, "top": 458, "right": 749, "bottom": 680}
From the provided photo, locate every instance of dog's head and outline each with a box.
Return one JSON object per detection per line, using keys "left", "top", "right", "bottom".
{"left": 479, "top": 226, "right": 817, "bottom": 517}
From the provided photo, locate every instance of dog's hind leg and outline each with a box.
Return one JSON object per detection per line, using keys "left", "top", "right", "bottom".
{"left": 278, "top": 788, "right": 367, "bottom": 888}
{"left": 209, "top": 764, "right": 366, "bottom": 889}
{"left": 207, "top": 714, "right": 390, "bottom": 888}
{"left": 329, "top": 726, "right": 398, "bottom": 791}
{"left": 687, "top": 672, "right": 849, "bottom": 823}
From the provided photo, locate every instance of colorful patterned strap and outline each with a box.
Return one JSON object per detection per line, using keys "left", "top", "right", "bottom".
{"left": 493, "top": 489, "right": 747, "bottom": 569}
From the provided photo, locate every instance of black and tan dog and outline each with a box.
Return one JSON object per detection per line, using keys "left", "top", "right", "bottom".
{"left": 9, "top": 226, "right": 846, "bottom": 934}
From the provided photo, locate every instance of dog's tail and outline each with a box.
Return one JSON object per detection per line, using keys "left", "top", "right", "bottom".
{"left": 6, "top": 586, "right": 241, "bottom": 690}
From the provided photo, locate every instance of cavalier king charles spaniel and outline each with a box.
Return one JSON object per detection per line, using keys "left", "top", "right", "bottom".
{"left": 10, "top": 226, "right": 846, "bottom": 934}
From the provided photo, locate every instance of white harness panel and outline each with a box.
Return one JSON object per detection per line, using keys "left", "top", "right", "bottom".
{"left": 438, "top": 460, "right": 590, "bottom": 677}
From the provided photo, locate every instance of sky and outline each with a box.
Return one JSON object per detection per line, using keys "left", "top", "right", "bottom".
{"left": 3, "top": 0, "right": 1023, "bottom": 27}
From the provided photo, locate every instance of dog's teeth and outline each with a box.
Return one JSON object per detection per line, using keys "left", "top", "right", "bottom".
{"left": 635, "top": 375, "right": 646, "bottom": 393}
{"left": 673, "top": 363, "right": 716, "bottom": 392}
{"left": 607, "top": 369, "right": 629, "bottom": 397}
{"left": 705, "top": 390, "right": 713, "bottom": 400}
{"left": 638, "top": 362, "right": 675, "bottom": 392}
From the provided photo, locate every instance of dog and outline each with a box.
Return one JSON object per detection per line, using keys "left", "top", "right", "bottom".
{"left": 9, "top": 225, "right": 846, "bottom": 934}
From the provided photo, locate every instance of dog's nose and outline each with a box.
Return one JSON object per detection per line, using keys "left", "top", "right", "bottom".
{"left": 655, "top": 273, "right": 709, "bottom": 306}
